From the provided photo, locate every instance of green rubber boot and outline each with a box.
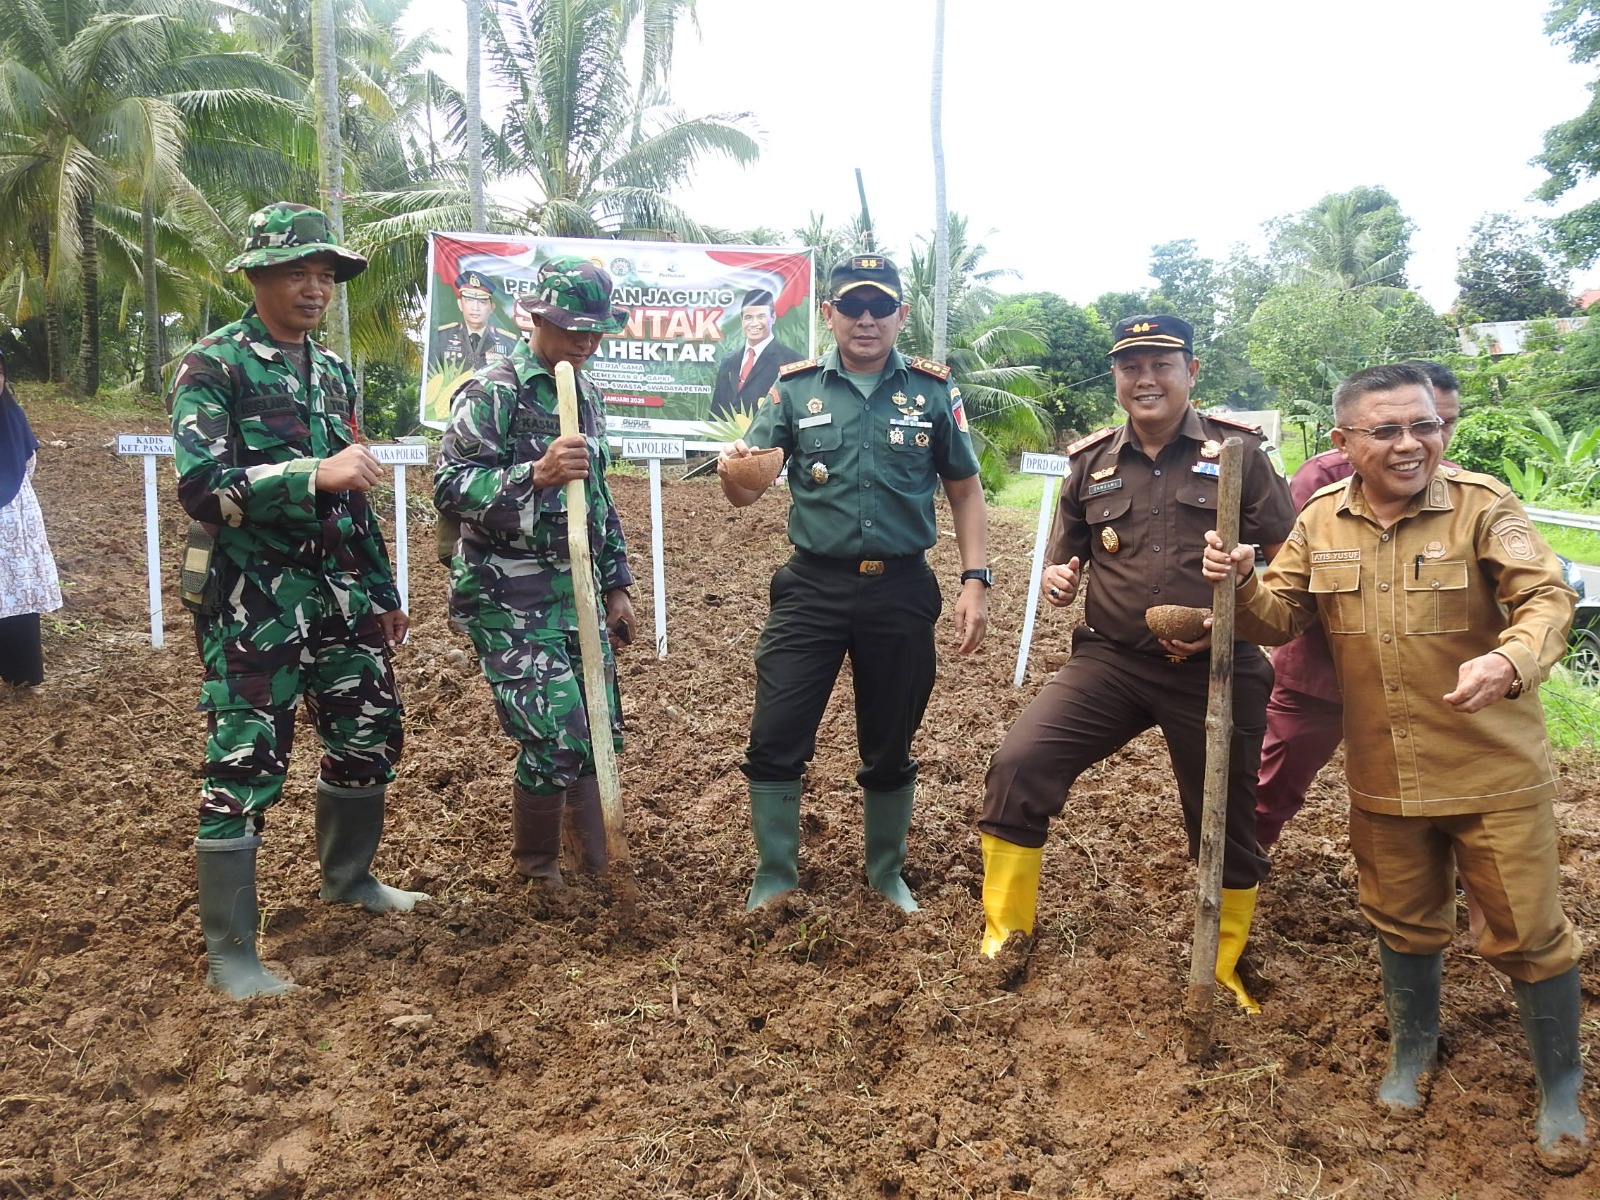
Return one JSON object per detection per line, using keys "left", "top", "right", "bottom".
{"left": 194, "top": 836, "right": 295, "bottom": 999}
{"left": 315, "top": 783, "right": 430, "bottom": 912}
{"left": 563, "top": 776, "right": 610, "bottom": 874}
{"left": 1514, "top": 966, "right": 1592, "bottom": 1174}
{"left": 1376, "top": 941, "right": 1441, "bottom": 1111}
{"left": 746, "top": 779, "right": 801, "bottom": 911}
{"left": 863, "top": 784, "right": 919, "bottom": 912}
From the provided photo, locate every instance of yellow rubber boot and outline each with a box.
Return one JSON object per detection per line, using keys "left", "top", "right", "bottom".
{"left": 1217, "top": 886, "right": 1261, "bottom": 1013}
{"left": 980, "top": 834, "right": 1043, "bottom": 957}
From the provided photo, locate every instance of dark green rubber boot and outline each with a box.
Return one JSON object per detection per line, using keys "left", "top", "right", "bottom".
{"left": 746, "top": 780, "right": 801, "bottom": 911}
{"left": 511, "top": 784, "right": 568, "bottom": 887}
{"left": 315, "top": 783, "right": 429, "bottom": 912}
{"left": 863, "top": 784, "right": 919, "bottom": 912}
{"left": 1514, "top": 966, "right": 1591, "bottom": 1174}
{"left": 194, "top": 836, "right": 295, "bottom": 999}
{"left": 1376, "top": 941, "right": 1441, "bottom": 1111}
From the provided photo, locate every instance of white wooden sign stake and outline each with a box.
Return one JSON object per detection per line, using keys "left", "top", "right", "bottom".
{"left": 1013, "top": 452, "right": 1071, "bottom": 687}
{"left": 621, "top": 437, "right": 685, "bottom": 657}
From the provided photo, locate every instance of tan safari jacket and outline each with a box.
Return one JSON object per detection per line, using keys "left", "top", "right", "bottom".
{"left": 1233, "top": 466, "right": 1576, "bottom": 816}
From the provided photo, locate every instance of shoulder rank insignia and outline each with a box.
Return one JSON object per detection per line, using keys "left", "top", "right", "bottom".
{"left": 1205, "top": 412, "right": 1264, "bottom": 435}
{"left": 778, "top": 358, "right": 821, "bottom": 378}
{"left": 908, "top": 356, "right": 951, "bottom": 381}
{"left": 1065, "top": 427, "right": 1116, "bottom": 457}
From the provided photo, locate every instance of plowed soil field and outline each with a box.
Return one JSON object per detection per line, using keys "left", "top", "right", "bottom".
{"left": 3, "top": 393, "right": 1599, "bottom": 1199}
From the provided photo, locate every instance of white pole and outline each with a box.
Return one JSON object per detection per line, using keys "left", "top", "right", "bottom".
{"left": 1012, "top": 474, "right": 1060, "bottom": 688}
{"left": 143, "top": 454, "right": 165, "bottom": 649}
{"left": 391, "top": 464, "right": 410, "bottom": 616}
{"left": 649, "top": 456, "right": 667, "bottom": 657}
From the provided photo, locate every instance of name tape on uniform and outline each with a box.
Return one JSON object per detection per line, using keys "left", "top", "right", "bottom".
{"left": 116, "top": 434, "right": 175, "bottom": 456}
{"left": 622, "top": 437, "right": 685, "bottom": 461}
{"left": 369, "top": 443, "right": 431, "bottom": 466}
{"left": 1019, "top": 452, "right": 1070, "bottom": 477}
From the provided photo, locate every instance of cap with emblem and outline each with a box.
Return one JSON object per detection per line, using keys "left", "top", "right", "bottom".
{"left": 1108, "top": 314, "right": 1193, "bottom": 357}
{"left": 827, "top": 254, "right": 901, "bottom": 301}
{"left": 224, "top": 202, "right": 367, "bottom": 282}
{"left": 454, "top": 269, "right": 497, "bottom": 299}
{"left": 515, "top": 255, "right": 629, "bottom": 332}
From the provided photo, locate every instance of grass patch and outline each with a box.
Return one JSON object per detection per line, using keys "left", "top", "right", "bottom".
{"left": 1542, "top": 666, "right": 1600, "bottom": 752}
{"left": 1535, "top": 523, "right": 1600, "bottom": 565}
{"left": 992, "top": 472, "right": 1048, "bottom": 509}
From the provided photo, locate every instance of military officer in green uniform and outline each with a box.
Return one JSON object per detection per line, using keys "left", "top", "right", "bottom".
{"left": 169, "top": 201, "right": 426, "bottom": 1000}
{"left": 435, "top": 269, "right": 519, "bottom": 369}
{"left": 718, "top": 253, "right": 990, "bottom": 912}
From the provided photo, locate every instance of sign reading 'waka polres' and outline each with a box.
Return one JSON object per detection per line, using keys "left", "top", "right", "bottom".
{"left": 421, "top": 233, "right": 816, "bottom": 447}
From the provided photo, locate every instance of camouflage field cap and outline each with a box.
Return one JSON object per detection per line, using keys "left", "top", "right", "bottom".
{"left": 515, "top": 256, "right": 628, "bottom": 333}
{"left": 224, "top": 202, "right": 368, "bottom": 282}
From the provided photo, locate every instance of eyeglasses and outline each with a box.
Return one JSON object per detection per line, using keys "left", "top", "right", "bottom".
{"left": 832, "top": 295, "right": 900, "bottom": 320}
{"left": 1337, "top": 419, "right": 1447, "bottom": 442}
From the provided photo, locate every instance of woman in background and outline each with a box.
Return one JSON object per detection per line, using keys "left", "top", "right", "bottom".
{"left": 0, "top": 347, "right": 62, "bottom": 686}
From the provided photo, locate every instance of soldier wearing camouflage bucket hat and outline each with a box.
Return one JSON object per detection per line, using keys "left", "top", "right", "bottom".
{"left": 169, "top": 200, "right": 426, "bottom": 1000}
{"left": 434, "top": 255, "right": 636, "bottom": 891}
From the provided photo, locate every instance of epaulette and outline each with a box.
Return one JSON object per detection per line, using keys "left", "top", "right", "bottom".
{"left": 1064, "top": 426, "right": 1116, "bottom": 457}
{"left": 778, "top": 357, "right": 821, "bottom": 378}
{"left": 437, "top": 322, "right": 461, "bottom": 331}
{"left": 908, "top": 356, "right": 951, "bottom": 381}
{"left": 1205, "top": 411, "right": 1264, "bottom": 435}
{"left": 1305, "top": 478, "right": 1350, "bottom": 504}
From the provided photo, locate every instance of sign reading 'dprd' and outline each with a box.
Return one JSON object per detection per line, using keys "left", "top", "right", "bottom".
{"left": 1019, "top": 452, "right": 1069, "bottom": 477}
{"left": 117, "top": 434, "right": 175, "bottom": 456}
{"left": 368, "top": 443, "right": 431, "bottom": 466}
{"left": 622, "top": 437, "right": 685, "bottom": 461}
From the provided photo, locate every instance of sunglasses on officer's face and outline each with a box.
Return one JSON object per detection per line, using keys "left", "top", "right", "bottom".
{"left": 832, "top": 295, "right": 900, "bottom": 320}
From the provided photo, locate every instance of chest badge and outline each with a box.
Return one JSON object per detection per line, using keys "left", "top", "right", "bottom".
{"left": 1089, "top": 465, "right": 1117, "bottom": 481}
{"left": 890, "top": 427, "right": 905, "bottom": 445}
{"left": 1200, "top": 439, "right": 1222, "bottom": 460}
{"left": 892, "top": 391, "right": 909, "bottom": 408}
{"left": 811, "top": 462, "right": 830, "bottom": 485}
{"left": 914, "top": 431, "right": 930, "bottom": 448}
{"left": 914, "top": 394, "right": 926, "bottom": 409}
{"left": 807, "top": 397, "right": 824, "bottom": 415}
{"left": 1101, "top": 526, "right": 1120, "bottom": 553}
{"left": 1423, "top": 540, "right": 1445, "bottom": 559}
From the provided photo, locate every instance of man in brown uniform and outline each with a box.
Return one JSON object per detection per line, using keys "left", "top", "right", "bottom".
{"left": 1204, "top": 361, "right": 1586, "bottom": 1172}
{"left": 978, "top": 315, "right": 1295, "bottom": 1013}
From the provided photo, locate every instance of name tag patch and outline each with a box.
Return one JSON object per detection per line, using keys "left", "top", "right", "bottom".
{"left": 798, "top": 413, "right": 833, "bottom": 429}
{"left": 1311, "top": 549, "right": 1361, "bottom": 563}
{"left": 1087, "top": 478, "right": 1124, "bottom": 496}
{"left": 511, "top": 411, "right": 562, "bottom": 437}
{"left": 890, "top": 416, "right": 933, "bottom": 428}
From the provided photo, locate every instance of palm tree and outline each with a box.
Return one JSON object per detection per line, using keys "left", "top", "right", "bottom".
{"left": 930, "top": 0, "right": 950, "bottom": 362}
{"left": 1278, "top": 193, "right": 1406, "bottom": 296}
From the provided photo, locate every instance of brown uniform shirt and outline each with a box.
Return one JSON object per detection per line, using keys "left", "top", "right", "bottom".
{"left": 1235, "top": 467, "right": 1576, "bottom": 817}
{"left": 1051, "top": 407, "right": 1295, "bottom": 657}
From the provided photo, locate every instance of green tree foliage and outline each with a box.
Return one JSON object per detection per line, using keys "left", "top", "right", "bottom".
{"left": 1454, "top": 213, "right": 1573, "bottom": 321}
{"left": 1536, "top": 0, "right": 1600, "bottom": 265}
{"left": 1270, "top": 186, "right": 1415, "bottom": 290}
{"left": 986, "top": 292, "right": 1114, "bottom": 436}
{"left": 1447, "top": 403, "right": 1537, "bottom": 476}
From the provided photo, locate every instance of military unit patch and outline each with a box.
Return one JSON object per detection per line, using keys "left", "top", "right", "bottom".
{"left": 1491, "top": 517, "right": 1537, "bottom": 560}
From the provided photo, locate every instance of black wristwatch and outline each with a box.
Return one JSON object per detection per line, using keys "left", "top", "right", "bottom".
{"left": 960, "top": 567, "right": 993, "bottom": 588}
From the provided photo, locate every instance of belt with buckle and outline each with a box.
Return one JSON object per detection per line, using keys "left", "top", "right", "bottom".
{"left": 792, "top": 549, "right": 925, "bottom": 576}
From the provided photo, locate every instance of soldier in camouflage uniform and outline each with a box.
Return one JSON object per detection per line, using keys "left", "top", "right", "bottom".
{"left": 170, "top": 201, "right": 426, "bottom": 1000}
{"left": 434, "top": 256, "right": 636, "bottom": 889}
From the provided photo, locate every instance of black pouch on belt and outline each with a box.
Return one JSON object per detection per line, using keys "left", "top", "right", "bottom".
{"left": 179, "top": 521, "right": 224, "bottom": 616}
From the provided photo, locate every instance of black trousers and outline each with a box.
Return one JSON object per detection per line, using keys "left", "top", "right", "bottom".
{"left": 743, "top": 553, "right": 941, "bottom": 790}
{"left": 981, "top": 626, "right": 1273, "bottom": 889}
{"left": 0, "top": 612, "right": 44, "bottom": 686}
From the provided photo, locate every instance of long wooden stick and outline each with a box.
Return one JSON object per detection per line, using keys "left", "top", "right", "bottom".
{"left": 555, "top": 362, "right": 636, "bottom": 915}
{"left": 1182, "top": 436, "right": 1244, "bottom": 1060}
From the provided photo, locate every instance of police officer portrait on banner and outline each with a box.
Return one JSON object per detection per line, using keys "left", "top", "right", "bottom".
{"left": 434, "top": 255, "right": 637, "bottom": 893}
{"left": 435, "top": 268, "right": 519, "bottom": 370}
{"left": 976, "top": 313, "right": 1295, "bottom": 1016}
{"left": 1202, "top": 362, "right": 1588, "bottom": 1171}
{"left": 717, "top": 253, "right": 990, "bottom": 914}
{"left": 168, "top": 200, "right": 424, "bottom": 1001}
{"left": 709, "top": 288, "right": 804, "bottom": 419}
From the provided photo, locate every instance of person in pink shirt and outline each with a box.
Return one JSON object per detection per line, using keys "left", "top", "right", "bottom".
{"left": 1254, "top": 361, "right": 1461, "bottom": 846}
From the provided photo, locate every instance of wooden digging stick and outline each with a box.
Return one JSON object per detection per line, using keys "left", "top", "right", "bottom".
{"left": 555, "top": 361, "right": 637, "bottom": 919}
{"left": 1182, "top": 435, "right": 1245, "bottom": 1061}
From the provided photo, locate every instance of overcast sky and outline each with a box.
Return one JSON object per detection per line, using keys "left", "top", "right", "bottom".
{"left": 409, "top": 0, "right": 1600, "bottom": 310}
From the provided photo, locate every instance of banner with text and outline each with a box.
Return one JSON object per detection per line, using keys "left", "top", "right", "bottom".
{"left": 422, "top": 234, "right": 816, "bottom": 445}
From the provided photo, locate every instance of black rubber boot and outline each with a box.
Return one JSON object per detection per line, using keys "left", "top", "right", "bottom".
{"left": 863, "top": 784, "right": 919, "bottom": 912}
{"left": 512, "top": 784, "right": 567, "bottom": 887}
{"left": 746, "top": 780, "right": 801, "bottom": 911}
{"left": 194, "top": 837, "right": 295, "bottom": 999}
{"left": 1376, "top": 941, "right": 1441, "bottom": 1111}
{"left": 563, "top": 776, "right": 610, "bottom": 874}
{"left": 315, "top": 783, "right": 429, "bottom": 912}
{"left": 1514, "top": 966, "right": 1592, "bottom": 1174}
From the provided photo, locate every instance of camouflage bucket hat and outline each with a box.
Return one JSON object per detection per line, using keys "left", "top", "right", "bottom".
{"left": 224, "top": 202, "right": 368, "bottom": 282}
{"left": 516, "top": 256, "right": 628, "bottom": 333}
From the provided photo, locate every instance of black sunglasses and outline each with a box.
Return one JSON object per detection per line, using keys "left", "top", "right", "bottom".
{"left": 832, "top": 295, "right": 900, "bottom": 320}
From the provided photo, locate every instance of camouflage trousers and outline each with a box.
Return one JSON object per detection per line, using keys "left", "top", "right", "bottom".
{"left": 464, "top": 615, "right": 622, "bottom": 794}
{"left": 193, "top": 568, "right": 403, "bottom": 840}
